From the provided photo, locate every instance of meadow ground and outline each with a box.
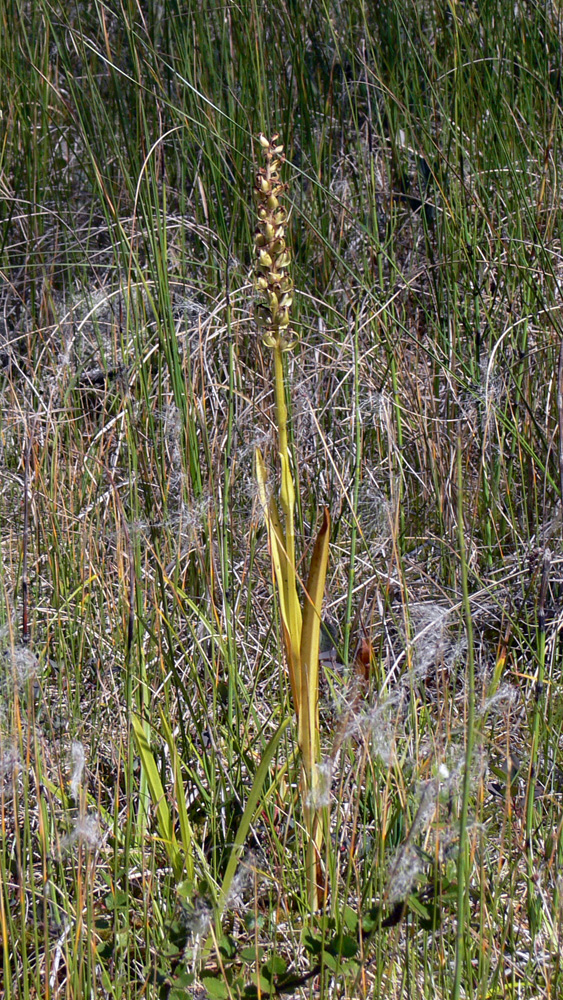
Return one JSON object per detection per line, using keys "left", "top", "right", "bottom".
{"left": 1, "top": 1, "right": 563, "bottom": 997}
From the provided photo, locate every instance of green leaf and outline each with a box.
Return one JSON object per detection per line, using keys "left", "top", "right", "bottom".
{"left": 300, "top": 509, "right": 330, "bottom": 684}
{"left": 342, "top": 905, "right": 359, "bottom": 933}
{"left": 240, "top": 945, "right": 263, "bottom": 963}
{"left": 250, "top": 972, "right": 274, "bottom": 993}
{"left": 244, "top": 912, "right": 265, "bottom": 932}
{"left": 361, "top": 905, "right": 381, "bottom": 933}
{"left": 322, "top": 950, "right": 342, "bottom": 973}
{"left": 299, "top": 508, "right": 330, "bottom": 776}
{"left": 218, "top": 934, "right": 237, "bottom": 959}
{"left": 255, "top": 447, "right": 301, "bottom": 707}
{"left": 262, "top": 954, "right": 288, "bottom": 977}
{"left": 408, "top": 893, "right": 442, "bottom": 930}
{"left": 176, "top": 879, "right": 195, "bottom": 900}
{"left": 170, "top": 971, "right": 195, "bottom": 989}
{"left": 131, "top": 715, "right": 183, "bottom": 879}
{"left": 329, "top": 934, "right": 358, "bottom": 959}
{"left": 104, "top": 890, "right": 128, "bottom": 911}
{"left": 201, "top": 975, "right": 231, "bottom": 999}
{"left": 302, "top": 929, "right": 322, "bottom": 956}
{"left": 407, "top": 894, "right": 431, "bottom": 921}
{"left": 242, "top": 987, "right": 259, "bottom": 999}
{"left": 96, "top": 941, "right": 113, "bottom": 960}
{"left": 160, "top": 710, "right": 195, "bottom": 881}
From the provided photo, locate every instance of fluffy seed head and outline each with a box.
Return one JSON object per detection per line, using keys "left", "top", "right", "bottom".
{"left": 70, "top": 741, "right": 85, "bottom": 802}
{"left": 60, "top": 813, "right": 102, "bottom": 852}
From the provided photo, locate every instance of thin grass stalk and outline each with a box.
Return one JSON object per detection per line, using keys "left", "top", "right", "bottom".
{"left": 22, "top": 434, "right": 31, "bottom": 646}
{"left": 343, "top": 315, "right": 361, "bottom": 667}
{"left": 221, "top": 251, "right": 240, "bottom": 761}
{"left": 525, "top": 549, "right": 550, "bottom": 944}
{"left": 453, "top": 428, "right": 476, "bottom": 1000}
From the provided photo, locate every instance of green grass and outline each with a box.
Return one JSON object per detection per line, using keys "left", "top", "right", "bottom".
{"left": 1, "top": 0, "right": 563, "bottom": 996}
